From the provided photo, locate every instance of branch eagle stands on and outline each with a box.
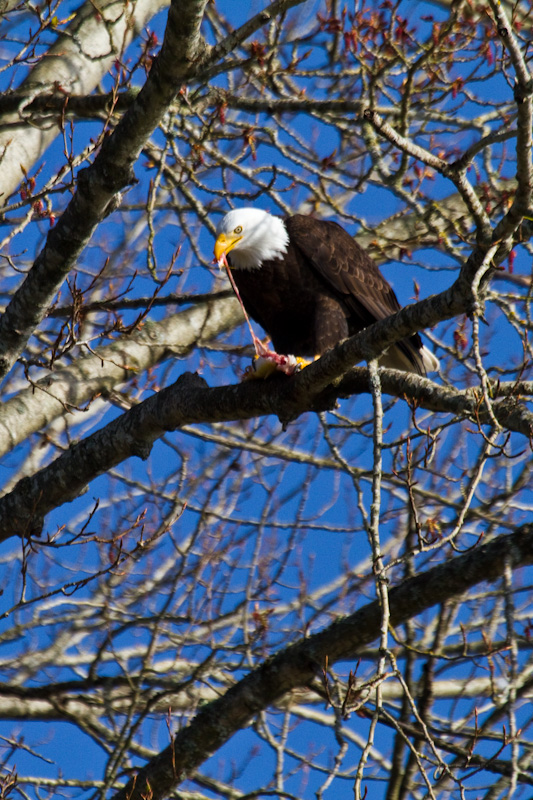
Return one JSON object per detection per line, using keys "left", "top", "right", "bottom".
{"left": 214, "top": 208, "right": 439, "bottom": 377}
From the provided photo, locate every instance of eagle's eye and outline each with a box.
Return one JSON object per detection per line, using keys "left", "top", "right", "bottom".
{"left": 234, "top": 226, "right": 243, "bottom": 234}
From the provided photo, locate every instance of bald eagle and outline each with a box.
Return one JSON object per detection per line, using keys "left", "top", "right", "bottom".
{"left": 214, "top": 208, "right": 439, "bottom": 375}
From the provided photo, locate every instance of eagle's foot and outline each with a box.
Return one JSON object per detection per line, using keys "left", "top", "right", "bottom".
{"left": 243, "top": 352, "right": 306, "bottom": 380}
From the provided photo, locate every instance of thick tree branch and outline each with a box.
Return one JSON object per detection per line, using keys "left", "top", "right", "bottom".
{"left": 489, "top": 0, "right": 533, "bottom": 243}
{"left": 0, "top": 0, "right": 209, "bottom": 379}
{"left": 274, "top": 243, "right": 498, "bottom": 411}
{"left": 329, "top": 369, "right": 533, "bottom": 437}
{"left": 2, "top": 247, "right": 532, "bottom": 541}
{"left": 0, "top": 90, "right": 364, "bottom": 122}
{"left": 0, "top": 293, "right": 240, "bottom": 459}
{"left": 110, "top": 523, "right": 533, "bottom": 800}
{"left": 0, "top": 0, "right": 306, "bottom": 381}
{"left": 2, "top": 1, "right": 533, "bottom": 797}
{"left": 0, "top": 0, "right": 169, "bottom": 203}
{"left": 0, "top": 675, "right": 522, "bottom": 722}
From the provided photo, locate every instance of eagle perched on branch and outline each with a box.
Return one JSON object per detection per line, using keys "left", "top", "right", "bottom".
{"left": 214, "top": 208, "right": 439, "bottom": 376}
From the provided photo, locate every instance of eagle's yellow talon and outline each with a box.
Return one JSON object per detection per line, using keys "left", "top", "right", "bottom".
{"left": 294, "top": 356, "right": 312, "bottom": 371}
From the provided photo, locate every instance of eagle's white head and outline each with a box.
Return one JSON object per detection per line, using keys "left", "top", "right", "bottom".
{"left": 214, "top": 208, "right": 289, "bottom": 270}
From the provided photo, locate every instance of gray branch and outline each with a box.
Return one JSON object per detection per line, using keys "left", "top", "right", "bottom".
{"left": 0, "top": 293, "right": 240, "bottom": 459}
{"left": 111, "top": 522, "right": 533, "bottom": 800}
{"left": 0, "top": 0, "right": 169, "bottom": 203}
{"left": 0, "top": 0, "right": 211, "bottom": 380}
{"left": 1, "top": 253, "right": 532, "bottom": 540}
{"left": 0, "top": 0, "right": 307, "bottom": 381}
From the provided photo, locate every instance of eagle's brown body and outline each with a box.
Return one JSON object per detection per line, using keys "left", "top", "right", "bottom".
{"left": 229, "top": 215, "right": 427, "bottom": 374}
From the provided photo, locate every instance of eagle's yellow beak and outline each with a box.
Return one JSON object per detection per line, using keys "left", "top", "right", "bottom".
{"left": 214, "top": 232, "right": 243, "bottom": 262}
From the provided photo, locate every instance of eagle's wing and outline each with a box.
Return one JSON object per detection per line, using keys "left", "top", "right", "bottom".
{"left": 286, "top": 215, "right": 403, "bottom": 326}
{"left": 286, "top": 215, "right": 427, "bottom": 373}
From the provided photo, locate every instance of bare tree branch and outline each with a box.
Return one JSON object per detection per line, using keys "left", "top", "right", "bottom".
{"left": 0, "top": 0, "right": 169, "bottom": 202}
{"left": 0, "top": 293, "right": 240, "bottom": 459}
{"left": 112, "top": 523, "right": 533, "bottom": 800}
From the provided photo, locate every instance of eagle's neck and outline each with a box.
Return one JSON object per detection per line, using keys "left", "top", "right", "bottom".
{"left": 229, "top": 215, "right": 290, "bottom": 270}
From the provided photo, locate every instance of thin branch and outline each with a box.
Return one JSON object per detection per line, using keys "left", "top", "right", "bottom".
{"left": 363, "top": 108, "right": 493, "bottom": 242}
{"left": 110, "top": 523, "right": 533, "bottom": 800}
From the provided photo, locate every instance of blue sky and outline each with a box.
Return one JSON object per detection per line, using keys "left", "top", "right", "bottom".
{"left": 0, "top": 0, "right": 532, "bottom": 798}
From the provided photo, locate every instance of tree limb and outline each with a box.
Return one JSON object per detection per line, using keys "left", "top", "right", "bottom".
{"left": 111, "top": 522, "right": 533, "bottom": 800}
{"left": 0, "top": 293, "right": 240, "bottom": 459}
{"left": 0, "top": 0, "right": 169, "bottom": 204}
{"left": 0, "top": 0, "right": 306, "bottom": 380}
{"left": 2, "top": 245, "right": 533, "bottom": 540}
